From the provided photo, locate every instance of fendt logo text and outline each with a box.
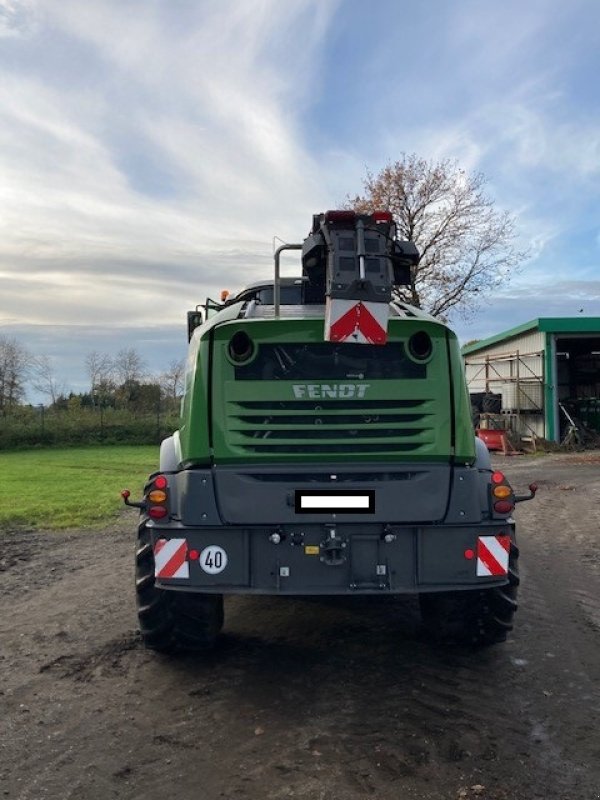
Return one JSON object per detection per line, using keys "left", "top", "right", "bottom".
{"left": 292, "top": 384, "right": 370, "bottom": 399}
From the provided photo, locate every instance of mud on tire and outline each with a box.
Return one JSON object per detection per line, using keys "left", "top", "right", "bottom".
{"left": 419, "top": 540, "right": 520, "bottom": 647}
{"left": 135, "top": 523, "right": 224, "bottom": 653}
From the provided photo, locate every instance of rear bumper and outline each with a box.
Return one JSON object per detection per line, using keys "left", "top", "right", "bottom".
{"left": 149, "top": 520, "right": 514, "bottom": 595}
{"left": 164, "top": 461, "right": 488, "bottom": 528}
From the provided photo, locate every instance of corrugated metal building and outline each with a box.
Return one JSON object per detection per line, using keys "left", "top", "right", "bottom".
{"left": 462, "top": 318, "right": 600, "bottom": 442}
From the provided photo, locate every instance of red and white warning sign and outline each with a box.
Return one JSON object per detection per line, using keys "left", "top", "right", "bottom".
{"left": 476, "top": 535, "right": 510, "bottom": 577}
{"left": 154, "top": 538, "right": 189, "bottom": 580}
{"left": 325, "top": 298, "right": 389, "bottom": 344}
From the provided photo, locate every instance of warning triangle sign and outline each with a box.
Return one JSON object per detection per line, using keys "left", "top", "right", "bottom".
{"left": 325, "top": 299, "right": 388, "bottom": 344}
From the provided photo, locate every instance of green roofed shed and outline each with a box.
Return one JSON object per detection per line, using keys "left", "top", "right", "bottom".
{"left": 462, "top": 318, "right": 600, "bottom": 443}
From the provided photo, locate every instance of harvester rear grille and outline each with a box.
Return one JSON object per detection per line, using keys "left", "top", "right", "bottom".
{"left": 225, "top": 398, "right": 436, "bottom": 456}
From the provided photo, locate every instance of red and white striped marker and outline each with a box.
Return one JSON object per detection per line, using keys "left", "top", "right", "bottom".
{"left": 154, "top": 538, "right": 189, "bottom": 579}
{"left": 325, "top": 298, "right": 389, "bottom": 344}
{"left": 476, "top": 535, "right": 510, "bottom": 577}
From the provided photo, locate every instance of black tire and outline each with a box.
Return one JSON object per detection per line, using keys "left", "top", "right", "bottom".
{"left": 135, "top": 522, "right": 224, "bottom": 653}
{"left": 419, "top": 540, "right": 519, "bottom": 647}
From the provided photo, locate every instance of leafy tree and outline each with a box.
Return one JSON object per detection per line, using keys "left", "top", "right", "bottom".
{"left": 116, "top": 379, "right": 161, "bottom": 412}
{"left": 348, "top": 153, "right": 527, "bottom": 319}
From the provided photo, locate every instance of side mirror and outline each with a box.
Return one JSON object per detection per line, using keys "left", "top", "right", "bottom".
{"left": 187, "top": 309, "right": 205, "bottom": 341}
{"left": 391, "top": 241, "right": 419, "bottom": 286}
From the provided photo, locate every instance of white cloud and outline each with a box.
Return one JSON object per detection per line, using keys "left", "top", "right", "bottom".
{"left": 0, "top": 0, "right": 39, "bottom": 38}
{"left": 454, "top": 280, "right": 600, "bottom": 345}
{"left": 1, "top": 0, "right": 599, "bottom": 393}
{"left": 0, "top": 0, "right": 342, "bottom": 332}
{"left": 484, "top": 104, "right": 600, "bottom": 180}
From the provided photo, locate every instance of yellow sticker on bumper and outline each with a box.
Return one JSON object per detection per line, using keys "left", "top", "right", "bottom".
{"left": 304, "top": 545, "right": 320, "bottom": 555}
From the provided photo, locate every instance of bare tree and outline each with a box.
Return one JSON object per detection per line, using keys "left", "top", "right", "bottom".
{"left": 31, "top": 357, "right": 67, "bottom": 406}
{"left": 0, "top": 336, "right": 32, "bottom": 412}
{"left": 113, "top": 348, "right": 147, "bottom": 386}
{"left": 159, "top": 359, "right": 186, "bottom": 402}
{"left": 85, "top": 351, "right": 115, "bottom": 407}
{"left": 348, "top": 154, "right": 527, "bottom": 319}
{"left": 85, "top": 351, "right": 113, "bottom": 391}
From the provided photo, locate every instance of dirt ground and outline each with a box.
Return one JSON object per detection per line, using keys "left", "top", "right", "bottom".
{"left": 1, "top": 453, "right": 600, "bottom": 800}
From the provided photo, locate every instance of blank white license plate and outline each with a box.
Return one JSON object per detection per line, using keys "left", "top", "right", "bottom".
{"left": 295, "top": 490, "right": 375, "bottom": 513}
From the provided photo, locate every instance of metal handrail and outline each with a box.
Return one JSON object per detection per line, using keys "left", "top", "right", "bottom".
{"left": 273, "top": 243, "right": 303, "bottom": 317}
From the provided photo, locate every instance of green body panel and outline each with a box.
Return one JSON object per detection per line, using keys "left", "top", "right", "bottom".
{"left": 178, "top": 334, "right": 210, "bottom": 464}
{"left": 179, "top": 302, "right": 247, "bottom": 464}
{"left": 447, "top": 331, "right": 477, "bottom": 462}
{"left": 178, "top": 306, "right": 476, "bottom": 467}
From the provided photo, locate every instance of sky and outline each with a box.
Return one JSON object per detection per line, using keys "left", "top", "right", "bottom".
{"left": 1, "top": 0, "right": 599, "bottom": 402}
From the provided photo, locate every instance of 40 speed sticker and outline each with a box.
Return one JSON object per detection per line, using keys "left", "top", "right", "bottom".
{"left": 199, "top": 545, "right": 228, "bottom": 575}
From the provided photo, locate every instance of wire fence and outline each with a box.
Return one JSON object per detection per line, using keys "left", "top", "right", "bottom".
{"left": 0, "top": 405, "right": 179, "bottom": 450}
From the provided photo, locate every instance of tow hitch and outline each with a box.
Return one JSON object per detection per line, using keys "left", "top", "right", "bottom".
{"left": 320, "top": 527, "right": 347, "bottom": 566}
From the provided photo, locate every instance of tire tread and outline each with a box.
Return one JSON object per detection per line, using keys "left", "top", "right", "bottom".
{"left": 135, "top": 522, "right": 223, "bottom": 653}
{"left": 420, "top": 539, "right": 520, "bottom": 647}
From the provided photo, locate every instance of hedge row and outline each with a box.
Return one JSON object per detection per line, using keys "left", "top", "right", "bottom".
{"left": 0, "top": 408, "right": 179, "bottom": 450}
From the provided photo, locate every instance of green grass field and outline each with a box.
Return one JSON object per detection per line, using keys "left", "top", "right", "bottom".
{"left": 0, "top": 446, "right": 159, "bottom": 530}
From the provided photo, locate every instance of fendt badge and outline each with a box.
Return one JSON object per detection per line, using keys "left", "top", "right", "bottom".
{"left": 292, "top": 383, "right": 370, "bottom": 399}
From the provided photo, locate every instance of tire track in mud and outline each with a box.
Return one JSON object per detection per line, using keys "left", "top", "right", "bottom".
{"left": 2, "top": 457, "right": 600, "bottom": 800}
{"left": 0, "top": 566, "right": 581, "bottom": 799}
{"left": 500, "top": 459, "right": 600, "bottom": 798}
{"left": 39, "top": 631, "right": 141, "bottom": 681}
{"left": 207, "top": 459, "right": 600, "bottom": 799}
{"left": 507, "top": 562, "right": 592, "bottom": 798}
{"left": 191, "top": 596, "right": 535, "bottom": 799}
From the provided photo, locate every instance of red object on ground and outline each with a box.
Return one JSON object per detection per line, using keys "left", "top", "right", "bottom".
{"left": 476, "top": 428, "right": 507, "bottom": 451}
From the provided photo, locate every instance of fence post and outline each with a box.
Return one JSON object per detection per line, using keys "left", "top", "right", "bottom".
{"left": 156, "top": 393, "right": 161, "bottom": 444}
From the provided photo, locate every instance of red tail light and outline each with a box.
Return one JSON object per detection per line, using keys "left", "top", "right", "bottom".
{"left": 371, "top": 210, "right": 393, "bottom": 222}
{"left": 146, "top": 474, "right": 170, "bottom": 520}
{"left": 325, "top": 210, "right": 356, "bottom": 223}
{"left": 490, "top": 471, "right": 514, "bottom": 516}
{"left": 148, "top": 506, "right": 168, "bottom": 520}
